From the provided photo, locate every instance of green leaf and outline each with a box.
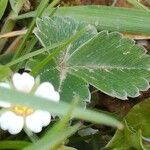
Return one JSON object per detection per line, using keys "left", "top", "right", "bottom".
{"left": 0, "top": 86, "right": 123, "bottom": 129}
{"left": 127, "top": 0, "right": 149, "bottom": 11}
{"left": 106, "top": 120, "right": 145, "bottom": 150}
{"left": 0, "top": 65, "right": 12, "bottom": 80}
{"left": 0, "top": 0, "right": 8, "bottom": 19}
{"left": 0, "top": 140, "right": 30, "bottom": 149}
{"left": 106, "top": 98, "right": 150, "bottom": 149}
{"left": 9, "top": 0, "right": 17, "bottom": 13}
{"left": 12, "top": 0, "right": 49, "bottom": 61}
{"left": 0, "top": 53, "right": 13, "bottom": 65}
{"left": 9, "top": 0, "right": 27, "bottom": 14}
{"left": 24, "top": 124, "right": 80, "bottom": 150}
{"left": 39, "top": 61, "right": 90, "bottom": 106}
{"left": 34, "top": 16, "right": 150, "bottom": 100}
{"left": 59, "top": 146, "right": 77, "bottom": 150}
{"left": 7, "top": 42, "right": 64, "bottom": 67}
{"left": 35, "top": 16, "right": 97, "bottom": 54}
{"left": 17, "top": 6, "right": 150, "bottom": 35}
{"left": 68, "top": 31, "right": 150, "bottom": 99}
{"left": 33, "top": 16, "right": 97, "bottom": 105}
{"left": 52, "top": 6, "right": 150, "bottom": 35}
{"left": 125, "top": 99, "right": 150, "bottom": 138}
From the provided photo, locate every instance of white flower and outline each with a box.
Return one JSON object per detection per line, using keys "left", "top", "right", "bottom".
{"left": 0, "top": 72, "right": 60, "bottom": 135}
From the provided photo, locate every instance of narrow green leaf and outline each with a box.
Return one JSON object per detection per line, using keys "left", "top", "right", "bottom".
{"left": 0, "top": 86, "right": 123, "bottom": 129}
{"left": 127, "top": 0, "right": 149, "bottom": 11}
{"left": 9, "top": 0, "right": 18, "bottom": 13}
{"left": 7, "top": 42, "right": 64, "bottom": 67}
{"left": 52, "top": 6, "right": 150, "bottom": 35}
{"left": 24, "top": 124, "right": 80, "bottom": 150}
{"left": 13, "top": 0, "right": 49, "bottom": 60}
{"left": 0, "top": 53, "right": 13, "bottom": 65}
{"left": 0, "top": 65, "right": 12, "bottom": 80}
{"left": 59, "top": 146, "right": 77, "bottom": 150}
{"left": 9, "top": 0, "right": 16, "bottom": 9}
{"left": 15, "top": 6, "right": 150, "bottom": 35}
{"left": 0, "top": 0, "right": 8, "bottom": 19}
{"left": 0, "top": 0, "right": 25, "bottom": 52}
{"left": 0, "top": 140, "right": 30, "bottom": 149}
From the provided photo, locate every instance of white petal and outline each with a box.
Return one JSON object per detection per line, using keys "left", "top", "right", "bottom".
{"left": 0, "top": 82, "right": 10, "bottom": 89}
{"left": 0, "top": 111, "right": 24, "bottom": 134}
{"left": 35, "top": 82, "right": 60, "bottom": 102}
{"left": 12, "top": 73, "right": 35, "bottom": 93}
{"left": 25, "top": 110, "right": 51, "bottom": 133}
{"left": 0, "top": 101, "right": 11, "bottom": 108}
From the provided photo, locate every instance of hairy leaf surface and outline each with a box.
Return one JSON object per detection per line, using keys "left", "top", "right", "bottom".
{"left": 35, "top": 16, "right": 150, "bottom": 100}
{"left": 33, "top": 16, "right": 96, "bottom": 105}
{"left": 68, "top": 31, "right": 150, "bottom": 99}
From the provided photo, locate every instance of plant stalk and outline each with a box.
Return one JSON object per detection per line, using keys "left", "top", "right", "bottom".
{"left": 0, "top": 0, "right": 26, "bottom": 53}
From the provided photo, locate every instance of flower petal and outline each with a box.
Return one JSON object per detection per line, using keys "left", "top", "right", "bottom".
{"left": 12, "top": 73, "right": 34, "bottom": 93}
{"left": 0, "top": 101, "right": 11, "bottom": 108}
{"left": 0, "top": 111, "right": 24, "bottom": 134}
{"left": 0, "top": 82, "right": 10, "bottom": 89}
{"left": 25, "top": 110, "right": 51, "bottom": 133}
{"left": 35, "top": 82, "right": 60, "bottom": 102}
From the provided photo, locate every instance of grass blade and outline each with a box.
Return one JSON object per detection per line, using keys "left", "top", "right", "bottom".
{"left": 0, "top": 141, "right": 30, "bottom": 149}
{"left": 0, "top": 0, "right": 8, "bottom": 20}
{"left": 0, "top": 86, "right": 123, "bottom": 129}
{"left": 15, "top": 6, "right": 150, "bottom": 35}
{"left": 12, "top": 0, "right": 49, "bottom": 60}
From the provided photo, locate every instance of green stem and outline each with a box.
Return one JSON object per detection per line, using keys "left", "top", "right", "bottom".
{"left": 0, "top": 0, "right": 25, "bottom": 53}
{"left": 44, "top": 0, "right": 60, "bottom": 16}
{"left": 24, "top": 127, "right": 39, "bottom": 143}
{"left": 127, "top": 0, "right": 150, "bottom": 11}
{"left": 15, "top": 36, "right": 38, "bottom": 70}
{"left": 11, "top": 0, "right": 60, "bottom": 20}
{"left": 6, "top": 42, "right": 63, "bottom": 67}
{"left": 12, "top": 0, "right": 49, "bottom": 60}
{"left": 14, "top": 0, "right": 60, "bottom": 70}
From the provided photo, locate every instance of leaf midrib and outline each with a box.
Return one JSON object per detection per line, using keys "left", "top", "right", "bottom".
{"left": 68, "top": 65, "right": 150, "bottom": 70}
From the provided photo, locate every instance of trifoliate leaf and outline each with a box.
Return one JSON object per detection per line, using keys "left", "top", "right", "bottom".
{"left": 33, "top": 16, "right": 96, "bottom": 105}
{"left": 35, "top": 16, "right": 150, "bottom": 100}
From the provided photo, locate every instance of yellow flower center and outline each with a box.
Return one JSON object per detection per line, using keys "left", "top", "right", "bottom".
{"left": 11, "top": 105, "right": 34, "bottom": 117}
